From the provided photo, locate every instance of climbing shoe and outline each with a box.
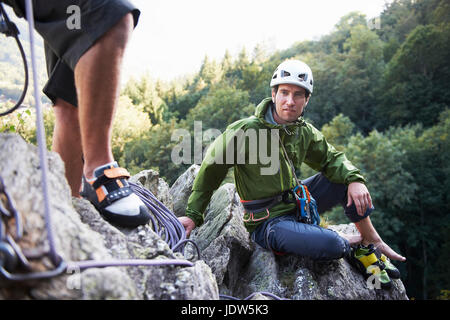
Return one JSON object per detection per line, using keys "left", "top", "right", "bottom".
{"left": 375, "top": 249, "right": 401, "bottom": 279}
{"left": 80, "top": 161, "right": 151, "bottom": 228}
{"left": 348, "top": 244, "right": 392, "bottom": 290}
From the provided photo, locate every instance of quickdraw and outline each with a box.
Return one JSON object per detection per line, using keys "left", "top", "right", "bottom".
{"left": 292, "top": 184, "right": 320, "bottom": 225}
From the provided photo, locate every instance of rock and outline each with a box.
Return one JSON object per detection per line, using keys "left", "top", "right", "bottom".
{"left": 169, "top": 164, "right": 200, "bottom": 217}
{"left": 243, "top": 229, "right": 408, "bottom": 300}
{"left": 188, "top": 183, "right": 253, "bottom": 295}
{"left": 129, "top": 169, "right": 173, "bottom": 211}
{"left": 0, "top": 133, "right": 218, "bottom": 300}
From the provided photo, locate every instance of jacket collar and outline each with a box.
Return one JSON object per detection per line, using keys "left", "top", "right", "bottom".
{"left": 254, "top": 97, "right": 306, "bottom": 130}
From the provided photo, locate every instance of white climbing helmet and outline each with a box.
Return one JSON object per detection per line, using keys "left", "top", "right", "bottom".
{"left": 270, "top": 59, "right": 314, "bottom": 94}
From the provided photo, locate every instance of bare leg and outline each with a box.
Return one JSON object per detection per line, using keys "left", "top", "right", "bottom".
{"left": 52, "top": 99, "right": 83, "bottom": 197}
{"left": 74, "top": 13, "right": 133, "bottom": 179}
{"left": 354, "top": 217, "right": 406, "bottom": 261}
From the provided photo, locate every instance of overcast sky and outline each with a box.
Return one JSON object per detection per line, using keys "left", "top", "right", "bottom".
{"left": 122, "top": 0, "right": 393, "bottom": 82}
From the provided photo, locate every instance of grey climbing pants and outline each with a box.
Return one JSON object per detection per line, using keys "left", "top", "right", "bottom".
{"left": 251, "top": 173, "right": 374, "bottom": 260}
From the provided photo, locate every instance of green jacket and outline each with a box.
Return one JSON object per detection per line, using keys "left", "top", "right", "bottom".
{"left": 185, "top": 97, "right": 365, "bottom": 233}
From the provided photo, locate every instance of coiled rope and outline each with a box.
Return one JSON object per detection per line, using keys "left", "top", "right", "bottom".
{"left": 129, "top": 182, "right": 200, "bottom": 260}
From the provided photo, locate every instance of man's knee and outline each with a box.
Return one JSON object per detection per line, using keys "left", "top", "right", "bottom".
{"left": 53, "top": 99, "right": 80, "bottom": 128}
{"left": 318, "top": 230, "right": 350, "bottom": 260}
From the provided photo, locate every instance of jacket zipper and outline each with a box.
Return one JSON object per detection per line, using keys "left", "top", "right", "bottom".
{"left": 279, "top": 131, "right": 294, "bottom": 191}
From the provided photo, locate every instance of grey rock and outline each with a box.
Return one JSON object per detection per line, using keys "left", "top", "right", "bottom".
{"left": 169, "top": 164, "right": 200, "bottom": 217}
{"left": 188, "top": 183, "right": 253, "bottom": 295}
{"left": 0, "top": 133, "right": 218, "bottom": 300}
{"left": 129, "top": 169, "right": 173, "bottom": 211}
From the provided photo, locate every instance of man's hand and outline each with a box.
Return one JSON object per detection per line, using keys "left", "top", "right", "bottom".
{"left": 347, "top": 182, "right": 373, "bottom": 216}
{"left": 178, "top": 216, "right": 196, "bottom": 238}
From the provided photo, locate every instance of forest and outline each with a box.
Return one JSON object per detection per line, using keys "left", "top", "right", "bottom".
{"left": 0, "top": 0, "right": 449, "bottom": 300}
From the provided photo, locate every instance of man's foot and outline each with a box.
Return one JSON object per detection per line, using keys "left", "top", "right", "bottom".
{"left": 374, "top": 247, "right": 401, "bottom": 279}
{"left": 363, "top": 238, "right": 406, "bottom": 262}
{"left": 80, "top": 161, "right": 151, "bottom": 228}
{"left": 347, "top": 244, "right": 392, "bottom": 290}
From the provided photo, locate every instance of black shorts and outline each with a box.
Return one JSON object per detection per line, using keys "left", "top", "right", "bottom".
{"left": 2, "top": 0, "right": 140, "bottom": 107}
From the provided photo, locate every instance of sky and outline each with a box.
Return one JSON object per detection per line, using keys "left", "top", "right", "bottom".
{"left": 122, "top": 0, "right": 393, "bottom": 82}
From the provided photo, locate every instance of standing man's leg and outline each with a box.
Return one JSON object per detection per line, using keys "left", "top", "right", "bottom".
{"left": 52, "top": 99, "right": 83, "bottom": 197}
{"left": 50, "top": 13, "right": 132, "bottom": 195}
{"left": 73, "top": 13, "right": 150, "bottom": 227}
{"left": 33, "top": 0, "right": 151, "bottom": 227}
{"left": 74, "top": 13, "right": 132, "bottom": 180}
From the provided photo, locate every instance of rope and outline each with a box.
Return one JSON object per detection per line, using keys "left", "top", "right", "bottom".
{"left": 129, "top": 182, "right": 201, "bottom": 260}
{"left": 25, "top": 0, "right": 62, "bottom": 268}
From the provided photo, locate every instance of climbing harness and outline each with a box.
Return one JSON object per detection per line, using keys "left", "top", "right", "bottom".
{"left": 240, "top": 187, "right": 320, "bottom": 226}
{"left": 239, "top": 132, "right": 320, "bottom": 226}
{"left": 240, "top": 194, "right": 285, "bottom": 223}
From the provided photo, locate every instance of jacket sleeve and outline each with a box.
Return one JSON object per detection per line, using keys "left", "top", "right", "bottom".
{"left": 303, "top": 125, "right": 366, "bottom": 185}
{"left": 185, "top": 130, "right": 235, "bottom": 227}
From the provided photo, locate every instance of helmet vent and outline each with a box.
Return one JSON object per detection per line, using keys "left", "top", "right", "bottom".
{"left": 298, "top": 73, "right": 307, "bottom": 81}
{"left": 280, "top": 70, "right": 291, "bottom": 77}
{"left": 272, "top": 74, "right": 277, "bottom": 79}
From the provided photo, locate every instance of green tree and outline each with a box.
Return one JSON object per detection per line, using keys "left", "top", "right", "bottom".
{"left": 185, "top": 84, "right": 254, "bottom": 132}
{"left": 379, "top": 23, "right": 450, "bottom": 128}
{"left": 121, "top": 119, "right": 187, "bottom": 185}
{"left": 321, "top": 113, "right": 356, "bottom": 151}
{"left": 321, "top": 12, "right": 368, "bottom": 54}
{"left": 111, "top": 95, "right": 152, "bottom": 162}
{"left": 340, "top": 25, "right": 385, "bottom": 132}
{"left": 390, "top": 109, "right": 450, "bottom": 299}
{"left": 122, "top": 74, "right": 168, "bottom": 125}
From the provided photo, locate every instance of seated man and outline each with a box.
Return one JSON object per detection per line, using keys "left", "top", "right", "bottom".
{"left": 1, "top": 0, "right": 150, "bottom": 227}
{"left": 179, "top": 59, "right": 406, "bottom": 288}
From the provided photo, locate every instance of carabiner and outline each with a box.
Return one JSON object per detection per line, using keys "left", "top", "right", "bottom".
{"left": 0, "top": 241, "right": 18, "bottom": 272}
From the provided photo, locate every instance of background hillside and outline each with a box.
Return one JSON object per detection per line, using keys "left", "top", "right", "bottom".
{"left": 0, "top": 0, "right": 449, "bottom": 300}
